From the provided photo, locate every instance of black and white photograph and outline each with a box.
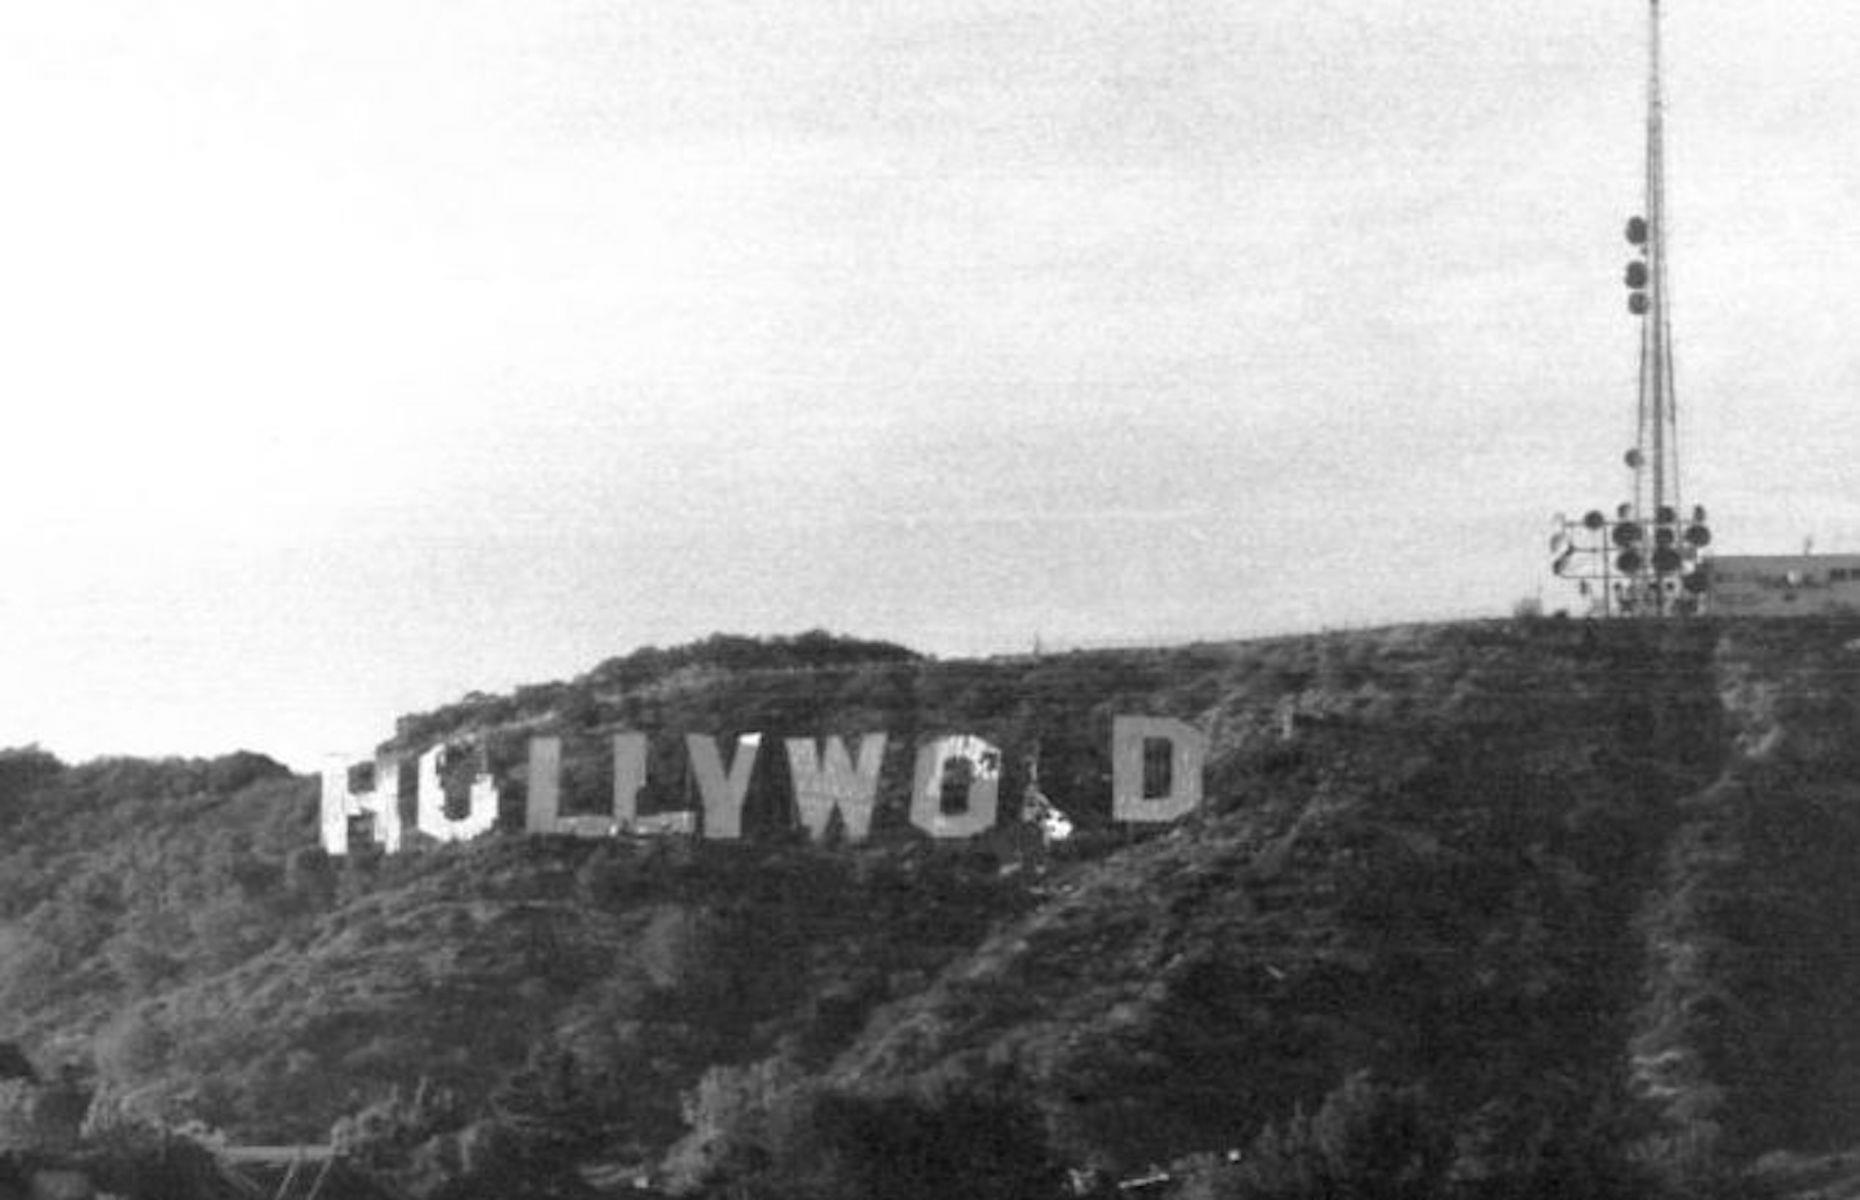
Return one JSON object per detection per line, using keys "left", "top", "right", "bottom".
{"left": 4, "top": 2, "right": 1860, "bottom": 1197}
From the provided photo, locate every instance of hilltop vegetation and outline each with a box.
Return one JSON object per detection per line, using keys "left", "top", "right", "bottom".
{"left": 6, "top": 622, "right": 1860, "bottom": 1198}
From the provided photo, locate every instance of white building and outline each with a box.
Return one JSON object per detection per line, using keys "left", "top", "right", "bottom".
{"left": 1707, "top": 555, "right": 1860, "bottom": 616}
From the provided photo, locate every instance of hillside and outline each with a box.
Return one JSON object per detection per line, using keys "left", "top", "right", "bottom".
{"left": 6, "top": 621, "right": 1860, "bottom": 1198}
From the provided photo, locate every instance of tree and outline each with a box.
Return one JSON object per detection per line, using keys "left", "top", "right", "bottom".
{"left": 700, "top": 1077, "right": 1066, "bottom": 1200}
{"left": 0, "top": 746, "right": 62, "bottom": 828}
{"left": 1238, "top": 1073, "right": 1452, "bottom": 1200}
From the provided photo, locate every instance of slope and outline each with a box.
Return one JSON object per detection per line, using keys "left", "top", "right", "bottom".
{"left": 7, "top": 622, "right": 1860, "bottom": 1198}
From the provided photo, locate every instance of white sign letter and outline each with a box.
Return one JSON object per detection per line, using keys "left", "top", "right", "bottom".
{"left": 524, "top": 735, "right": 642, "bottom": 837}
{"left": 415, "top": 745, "right": 500, "bottom": 843}
{"left": 1110, "top": 716, "right": 1206, "bottom": 823}
{"left": 320, "top": 757, "right": 403, "bottom": 855}
{"left": 785, "top": 734, "right": 888, "bottom": 842}
{"left": 910, "top": 735, "right": 1000, "bottom": 840}
{"left": 686, "top": 733, "right": 759, "bottom": 840}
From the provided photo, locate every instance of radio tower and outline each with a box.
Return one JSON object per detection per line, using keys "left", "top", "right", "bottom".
{"left": 1632, "top": 0, "right": 1680, "bottom": 546}
{"left": 1551, "top": 0, "right": 1711, "bottom": 616}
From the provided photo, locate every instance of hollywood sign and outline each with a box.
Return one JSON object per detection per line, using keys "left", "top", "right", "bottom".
{"left": 320, "top": 717, "right": 1208, "bottom": 855}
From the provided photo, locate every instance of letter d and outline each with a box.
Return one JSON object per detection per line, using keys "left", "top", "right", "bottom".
{"left": 1110, "top": 716, "right": 1206, "bottom": 823}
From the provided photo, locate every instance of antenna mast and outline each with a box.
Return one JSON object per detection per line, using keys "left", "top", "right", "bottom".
{"left": 1550, "top": 0, "right": 1712, "bottom": 616}
{"left": 1635, "top": 0, "right": 1681, "bottom": 540}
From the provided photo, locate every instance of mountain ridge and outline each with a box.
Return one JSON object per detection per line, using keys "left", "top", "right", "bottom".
{"left": 6, "top": 620, "right": 1860, "bottom": 1198}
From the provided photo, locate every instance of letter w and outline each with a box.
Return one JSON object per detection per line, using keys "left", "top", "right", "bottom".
{"left": 784, "top": 735, "right": 887, "bottom": 843}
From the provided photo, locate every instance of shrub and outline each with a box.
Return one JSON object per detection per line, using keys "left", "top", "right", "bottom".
{"left": 1237, "top": 1072, "right": 1451, "bottom": 1200}
{"left": 700, "top": 1077, "right": 1066, "bottom": 1200}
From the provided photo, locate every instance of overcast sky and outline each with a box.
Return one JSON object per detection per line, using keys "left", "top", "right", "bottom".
{"left": 2, "top": 1, "right": 1858, "bottom": 768}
